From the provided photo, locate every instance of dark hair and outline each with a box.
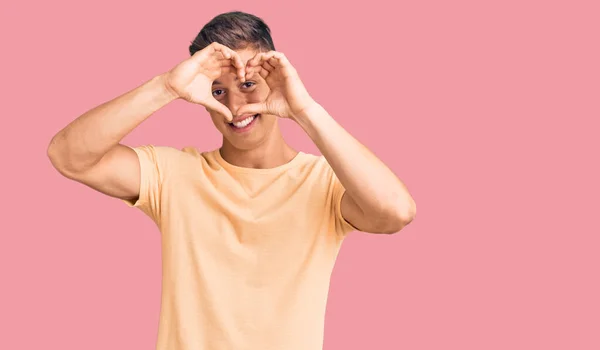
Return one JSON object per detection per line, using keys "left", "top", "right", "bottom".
{"left": 189, "top": 11, "right": 275, "bottom": 55}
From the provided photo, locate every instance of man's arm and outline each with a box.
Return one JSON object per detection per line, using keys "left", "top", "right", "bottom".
{"left": 238, "top": 50, "right": 416, "bottom": 233}
{"left": 47, "top": 42, "right": 246, "bottom": 202}
{"left": 47, "top": 73, "right": 177, "bottom": 201}
{"left": 294, "top": 102, "right": 417, "bottom": 234}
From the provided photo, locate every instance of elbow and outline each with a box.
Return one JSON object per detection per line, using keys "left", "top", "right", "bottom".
{"left": 47, "top": 137, "right": 64, "bottom": 172}
{"left": 375, "top": 198, "right": 416, "bottom": 234}
{"left": 47, "top": 136, "right": 79, "bottom": 179}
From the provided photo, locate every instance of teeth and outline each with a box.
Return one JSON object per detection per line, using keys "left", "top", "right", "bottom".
{"left": 232, "top": 115, "right": 255, "bottom": 128}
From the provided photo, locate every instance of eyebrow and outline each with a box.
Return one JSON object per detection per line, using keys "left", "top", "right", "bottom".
{"left": 213, "top": 76, "right": 239, "bottom": 85}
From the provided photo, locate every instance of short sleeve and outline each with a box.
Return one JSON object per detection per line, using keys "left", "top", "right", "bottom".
{"left": 121, "top": 145, "right": 163, "bottom": 224}
{"left": 329, "top": 165, "right": 359, "bottom": 237}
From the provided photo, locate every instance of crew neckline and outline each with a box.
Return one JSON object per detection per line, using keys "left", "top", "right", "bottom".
{"left": 213, "top": 148, "right": 307, "bottom": 174}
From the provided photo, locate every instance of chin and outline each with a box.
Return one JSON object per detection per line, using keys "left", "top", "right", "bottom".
{"left": 223, "top": 128, "right": 266, "bottom": 151}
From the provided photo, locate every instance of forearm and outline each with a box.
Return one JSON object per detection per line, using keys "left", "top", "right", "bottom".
{"left": 48, "top": 73, "right": 177, "bottom": 172}
{"left": 294, "top": 102, "right": 416, "bottom": 220}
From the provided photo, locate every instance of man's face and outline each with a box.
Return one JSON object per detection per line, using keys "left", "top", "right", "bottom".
{"left": 206, "top": 47, "right": 278, "bottom": 150}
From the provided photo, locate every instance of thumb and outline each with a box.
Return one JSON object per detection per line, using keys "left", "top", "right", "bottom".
{"left": 237, "top": 103, "right": 267, "bottom": 117}
{"left": 204, "top": 97, "right": 233, "bottom": 122}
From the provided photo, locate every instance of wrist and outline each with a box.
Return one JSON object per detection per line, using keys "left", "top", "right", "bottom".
{"left": 292, "top": 101, "right": 334, "bottom": 139}
{"left": 155, "top": 72, "right": 180, "bottom": 103}
{"left": 292, "top": 100, "right": 323, "bottom": 125}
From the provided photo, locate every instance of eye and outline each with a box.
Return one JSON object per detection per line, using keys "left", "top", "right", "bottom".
{"left": 242, "top": 81, "right": 256, "bottom": 89}
{"left": 212, "top": 89, "right": 224, "bottom": 97}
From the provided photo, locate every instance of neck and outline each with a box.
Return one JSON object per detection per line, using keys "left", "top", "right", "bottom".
{"left": 219, "top": 125, "right": 297, "bottom": 169}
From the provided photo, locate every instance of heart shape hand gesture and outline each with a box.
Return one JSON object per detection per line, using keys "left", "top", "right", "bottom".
{"left": 236, "top": 51, "right": 316, "bottom": 120}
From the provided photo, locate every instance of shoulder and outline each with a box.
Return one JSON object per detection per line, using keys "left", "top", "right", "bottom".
{"left": 287, "top": 152, "right": 339, "bottom": 190}
{"left": 125, "top": 145, "right": 218, "bottom": 176}
{"left": 129, "top": 144, "right": 217, "bottom": 161}
{"left": 128, "top": 144, "right": 186, "bottom": 158}
{"left": 299, "top": 152, "right": 344, "bottom": 192}
{"left": 299, "top": 152, "right": 335, "bottom": 175}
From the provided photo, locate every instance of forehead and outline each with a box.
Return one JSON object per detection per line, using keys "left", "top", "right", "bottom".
{"left": 236, "top": 47, "right": 259, "bottom": 63}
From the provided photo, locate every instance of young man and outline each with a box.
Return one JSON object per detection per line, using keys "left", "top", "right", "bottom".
{"left": 48, "top": 11, "right": 416, "bottom": 350}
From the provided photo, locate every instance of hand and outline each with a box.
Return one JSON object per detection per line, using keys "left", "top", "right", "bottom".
{"left": 237, "top": 51, "right": 315, "bottom": 120}
{"left": 163, "top": 42, "right": 246, "bottom": 121}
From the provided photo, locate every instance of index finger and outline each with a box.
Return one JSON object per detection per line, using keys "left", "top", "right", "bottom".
{"left": 210, "top": 44, "right": 246, "bottom": 82}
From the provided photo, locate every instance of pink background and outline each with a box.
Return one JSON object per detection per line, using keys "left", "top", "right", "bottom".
{"left": 2, "top": 0, "right": 599, "bottom": 349}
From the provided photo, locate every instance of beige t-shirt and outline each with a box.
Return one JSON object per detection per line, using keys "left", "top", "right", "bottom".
{"left": 123, "top": 145, "right": 356, "bottom": 350}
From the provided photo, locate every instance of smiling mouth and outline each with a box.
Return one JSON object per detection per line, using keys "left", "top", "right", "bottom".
{"left": 229, "top": 114, "right": 260, "bottom": 130}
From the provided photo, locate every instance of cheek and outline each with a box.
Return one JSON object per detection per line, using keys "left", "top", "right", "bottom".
{"left": 208, "top": 112, "right": 227, "bottom": 130}
{"left": 259, "top": 114, "right": 278, "bottom": 127}
{"left": 208, "top": 111, "right": 219, "bottom": 123}
{"left": 247, "top": 88, "right": 269, "bottom": 102}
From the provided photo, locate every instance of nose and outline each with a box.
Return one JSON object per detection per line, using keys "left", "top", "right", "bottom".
{"left": 223, "top": 91, "right": 247, "bottom": 117}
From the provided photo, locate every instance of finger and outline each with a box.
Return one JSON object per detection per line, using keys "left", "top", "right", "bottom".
{"left": 267, "top": 56, "right": 285, "bottom": 69}
{"left": 204, "top": 97, "right": 233, "bottom": 122}
{"left": 212, "top": 50, "right": 229, "bottom": 61}
{"left": 194, "top": 43, "right": 230, "bottom": 63}
{"left": 246, "top": 52, "right": 264, "bottom": 67}
{"left": 216, "top": 46, "right": 245, "bottom": 80}
{"left": 246, "top": 66, "right": 269, "bottom": 80}
{"left": 237, "top": 102, "right": 267, "bottom": 117}
{"left": 257, "top": 66, "right": 270, "bottom": 79}
{"left": 269, "top": 53, "right": 295, "bottom": 75}
{"left": 214, "top": 51, "right": 245, "bottom": 82}
{"left": 218, "top": 59, "right": 244, "bottom": 78}
{"left": 219, "top": 66, "right": 247, "bottom": 86}
{"left": 219, "top": 59, "right": 235, "bottom": 67}
{"left": 249, "top": 51, "right": 281, "bottom": 72}
{"left": 210, "top": 42, "right": 233, "bottom": 58}
{"left": 218, "top": 65, "right": 237, "bottom": 77}
{"left": 247, "top": 51, "right": 275, "bottom": 67}
{"left": 246, "top": 61, "right": 269, "bottom": 78}
{"left": 228, "top": 52, "right": 246, "bottom": 82}
{"left": 203, "top": 44, "right": 244, "bottom": 80}
{"left": 262, "top": 60, "right": 276, "bottom": 72}
{"left": 246, "top": 51, "right": 285, "bottom": 79}
{"left": 194, "top": 48, "right": 227, "bottom": 71}
{"left": 245, "top": 67, "right": 259, "bottom": 80}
